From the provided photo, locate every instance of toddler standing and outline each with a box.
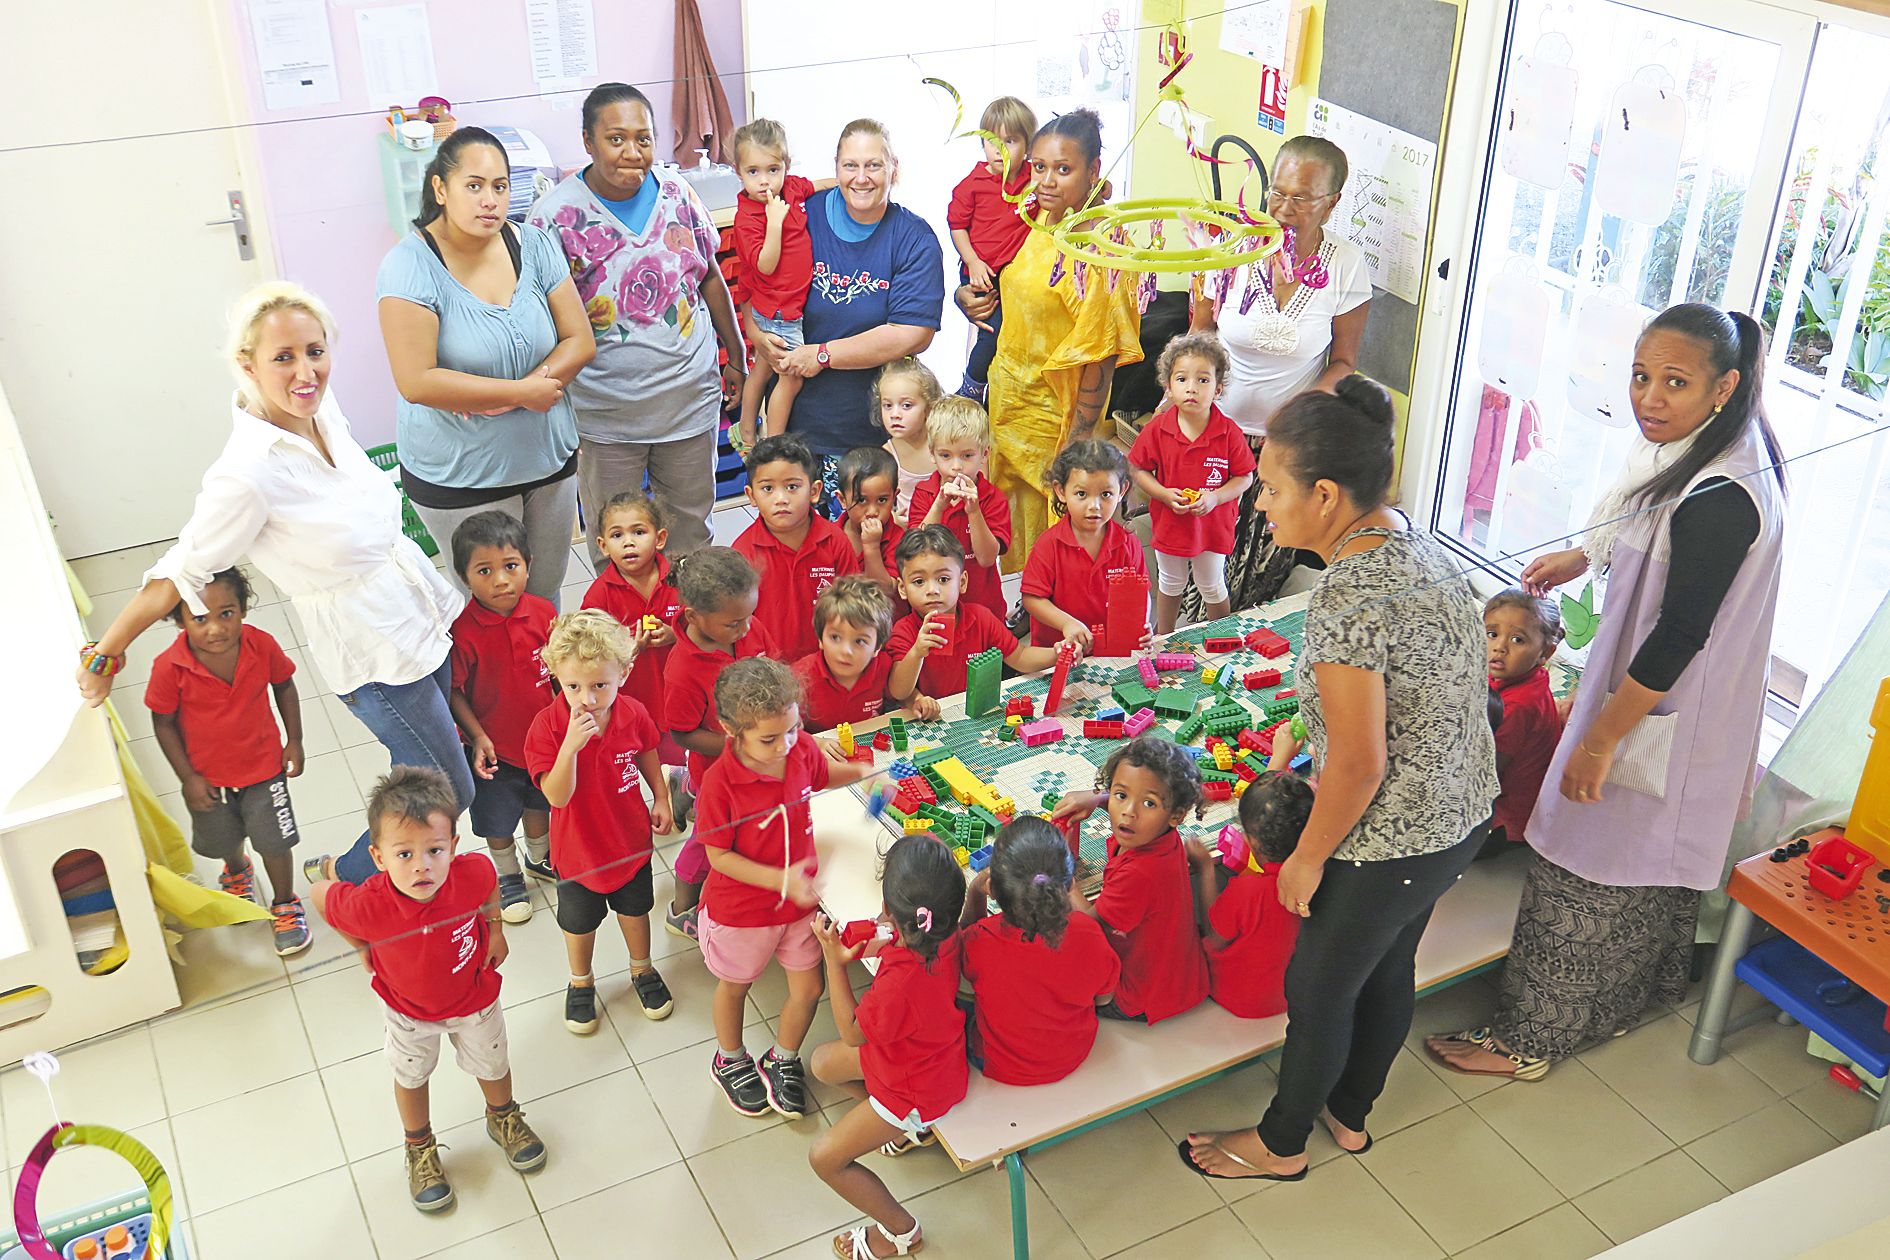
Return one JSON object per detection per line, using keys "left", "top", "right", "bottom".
{"left": 145, "top": 565, "right": 309, "bottom": 956}
{"left": 1020, "top": 440, "right": 1150, "bottom": 651}
{"left": 875, "top": 356, "right": 941, "bottom": 524}
{"left": 731, "top": 119, "right": 816, "bottom": 444}
{"left": 947, "top": 96, "right": 1038, "bottom": 404}
{"left": 907, "top": 396, "right": 1012, "bottom": 621}
{"left": 1130, "top": 332, "right": 1255, "bottom": 631}
{"left": 1485, "top": 589, "right": 1565, "bottom": 844}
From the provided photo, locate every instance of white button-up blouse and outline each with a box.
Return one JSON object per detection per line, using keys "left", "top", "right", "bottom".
{"left": 146, "top": 395, "right": 464, "bottom": 695}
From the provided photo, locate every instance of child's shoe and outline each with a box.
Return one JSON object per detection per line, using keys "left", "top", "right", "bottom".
{"left": 301, "top": 854, "right": 331, "bottom": 885}
{"left": 520, "top": 854, "right": 558, "bottom": 883}
{"left": 404, "top": 1136, "right": 454, "bottom": 1213}
{"left": 564, "top": 982, "right": 599, "bottom": 1035}
{"left": 664, "top": 903, "right": 698, "bottom": 941}
{"left": 269, "top": 897, "right": 312, "bottom": 957}
{"left": 759, "top": 1048, "right": 808, "bottom": 1119}
{"left": 219, "top": 863, "right": 257, "bottom": 903}
{"left": 711, "top": 1049, "right": 771, "bottom": 1117}
{"left": 484, "top": 1103, "right": 547, "bottom": 1173}
{"left": 956, "top": 374, "right": 988, "bottom": 405}
{"left": 630, "top": 967, "right": 673, "bottom": 1020}
{"left": 496, "top": 873, "right": 532, "bottom": 924}
{"left": 668, "top": 768, "right": 694, "bottom": 830}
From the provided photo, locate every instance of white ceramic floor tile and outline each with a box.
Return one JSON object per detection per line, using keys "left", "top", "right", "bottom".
{"left": 320, "top": 694, "right": 379, "bottom": 748}
{"left": 289, "top": 750, "right": 370, "bottom": 824}
{"left": 1110, "top": 1207, "right": 1271, "bottom": 1259}
{"left": 1684, "top": 1097, "right": 1838, "bottom": 1193}
{"left": 638, "top": 1023, "right": 789, "bottom": 1158}
{"left": 1027, "top": 1111, "right": 1223, "bottom": 1256}
{"left": 289, "top": 965, "right": 390, "bottom": 1067}
{"left": 687, "top": 1112, "right": 855, "bottom": 1259}
{"left": 603, "top": 952, "right": 736, "bottom": 1063}
{"left": 169, "top": 1073, "right": 346, "bottom": 1214}
{"left": 185, "top": 1165, "right": 373, "bottom": 1260}
{"left": 1786, "top": 1076, "right": 1877, "bottom": 1143}
{"left": 422, "top": 1215, "right": 558, "bottom": 1259}
{"left": 1572, "top": 1149, "right": 1726, "bottom": 1245}
{"left": 1723, "top": 1012, "right": 1842, "bottom": 1098}
{"left": 170, "top": 917, "right": 291, "bottom": 1010}
{"left": 0, "top": 1026, "right": 166, "bottom": 1167}
{"left": 153, "top": 987, "right": 313, "bottom": 1111}
{"left": 542, "top": 1160, "right": 734, "bottom": 1259}
{"left": 1578, "top": 1014, "right": 1777, "bottom": 1145}
{"left": 1454, "top": 1202, "right": 1613, "bottom": 1260}
{"left": 1358, "top": 1105, "right": 1560, "bottom": 1253}
{"left": 1470, "top": 1058, "right": 1675, "bottom": 1196}
{"left": 501, "top": 989, "right": 637, "bottom": 1103}
{"left": 350, "top": 1112, "right": 539, "bottom": 1258}
{"left": 1232, "top": 1153, "right": 1441, "bottom": 1260}
{"left": 342, "top": 741, "right": 394, "bottom": 796}
{"left": 872, "top": 1165, "right": 1091, "bottom": 1260}
{"left": 323, "top": 1046, "right": 488, "bottom": 1163}
{"left": 1403, "top": 976, "right": 1511, "bottom": 1103}
{"left": 517, "top": 1070, "right": 679, "bottom": 1211}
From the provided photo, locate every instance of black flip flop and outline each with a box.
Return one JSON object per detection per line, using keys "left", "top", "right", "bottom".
{"left": 1176, "top": 1138, "right": 1308, "bottom": 1182}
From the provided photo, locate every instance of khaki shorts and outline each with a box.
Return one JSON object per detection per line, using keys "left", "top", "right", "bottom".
{"left": 383, "top": 999, "right": 510, "bottom": 1090}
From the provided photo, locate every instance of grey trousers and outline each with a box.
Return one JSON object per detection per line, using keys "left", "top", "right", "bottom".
{"left": 576, "top": 428, "right": 718, "bottom": 571}
{"left": 411, "top": 472, "right": 579, "bottom": 607}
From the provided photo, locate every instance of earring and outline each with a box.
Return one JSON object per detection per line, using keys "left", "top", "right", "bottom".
{"left": 1712, "top": 404, "right": 1723, "bottom": 415}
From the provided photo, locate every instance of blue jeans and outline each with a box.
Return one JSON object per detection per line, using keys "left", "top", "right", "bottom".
{"left": 331, "top": 657, "right": 475, "bottom": 885}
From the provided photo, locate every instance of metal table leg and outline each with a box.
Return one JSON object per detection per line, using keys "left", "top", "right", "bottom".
{"left": 1007, "top": 1152, "right": 1030, "bottom": 1260}
{"left": 1874, "top": 1079, "right": 1890, "bottom": 1132}
{"left": 1690, "top": 900, "right": 1756, "bottom": 1065}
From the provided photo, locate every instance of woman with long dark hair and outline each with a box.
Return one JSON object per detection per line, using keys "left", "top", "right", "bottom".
{"left": 1427, "top": 302, "right": 1787, "bottom": 1082}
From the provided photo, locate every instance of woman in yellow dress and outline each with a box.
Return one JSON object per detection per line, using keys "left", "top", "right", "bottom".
{"left": 956, "top": 109, "right": 1143, "bottom": 572}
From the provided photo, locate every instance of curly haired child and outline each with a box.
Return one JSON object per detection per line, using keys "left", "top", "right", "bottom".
{"left": 1485, "top": 589, "right": 1566, "bottom": 844}
{"left": 1020, "top": 439, "right": 1150, "bottom": 652}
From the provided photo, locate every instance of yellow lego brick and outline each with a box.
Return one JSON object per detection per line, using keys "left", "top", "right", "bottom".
{"left": 1234, "top": 748, "right": 1252, "bottom": 760}
{"left": 954, "top": 847, "right": 970, "bottom": 866}
{"left": 1213, "top": 746, "right": 1233, "bottom": 771}
{"left": 836, "top": 722, "right": 855, "bottom": 756}
{"left": 640, "top": 614, "right": 660, "bottom": 634}
{"left": 1006, "top": 714, "right": 1024, "bottom": 727}
{"left": 993, "top": 796, "right": 1015, "bottom": 816}
{"left": 1201, "top": 666, "right": 1218, "bottom": 684}
{"left": 903, "top": 816, "right": 934, "bottom": 834}
{"left": 1233, "top": 778, "right": 1251, "bottom": 797}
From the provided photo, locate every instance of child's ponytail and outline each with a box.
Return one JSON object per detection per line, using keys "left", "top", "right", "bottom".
{"left": 989, "top": 817, "right": 1074, "bottom": 948}
{"left": 882, "top": 836, "right": 966, "bottom": 964}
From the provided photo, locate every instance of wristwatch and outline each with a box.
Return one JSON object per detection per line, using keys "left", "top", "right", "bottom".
{"left": 815, "top": 342, "right": 831, "bottom": 367}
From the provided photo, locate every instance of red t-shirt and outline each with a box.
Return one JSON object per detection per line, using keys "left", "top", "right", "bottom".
{"left": 144, "top": 626, "right": 294, "bottom": 790}
{"left": 732, "top": 173, "right": 816, "bottom": 320}
{"left": 1094, "top": 829, "right": 1209, "bottom": 1023}
{"left": 580, "top": 556, "right": 684, "bottom": 725}
{"left": 1206, "top": 866, "right": 1300, "bottom": 1019}
{"left": 696, "top": 734, "right": 832, "bottom": 927}
{"left": 961, "top": 913, "right": 1120, "bottom": 1085}
{"left": 522, "top": 696, "right": 660, "bottom": 894}
{"left": 1019, "top": 516, "right": 1147, "bottom": 648}
{"left": 1492, "top": 666, "right": 1562, "bottom": 839}
{"left": 733, "top": 515, "right": 860, "bottom": 662}
{"left": 323, "top": 855, "right": 500, "bottom": 1022}
{"left": 661, "top": 623, "right": 777, "bottom": 786}
{"left": 791, "top": 651, "right": 893, "bottom": 732}
{"left": 868, "top": 520, "right": 910, "bottom": 621}
{"left": 946, "top": 161, "right": 1033, "bottom": 271}
{"left": 1129, "top": 405, "right": 1256, "bottom": 557}
{"left": 907, "top": 472, "right": 1012, "bottom": 619}
{"left": 887, "top": 601, "right": 1017, "bottom": 699}
{"left": 858, "top": 937, "right": 969, "bottom": 1121}
{"left": 449, "top": 593, "right": 555, "bottom": 769}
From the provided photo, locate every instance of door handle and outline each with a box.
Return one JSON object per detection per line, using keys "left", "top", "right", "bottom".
{"left": 205, "top": 189, "right": 255, "bottom": 262}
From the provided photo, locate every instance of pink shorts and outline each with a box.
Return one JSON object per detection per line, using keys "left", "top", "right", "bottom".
{"left": 699, "top": 906, "right": 822, "bottom": 984}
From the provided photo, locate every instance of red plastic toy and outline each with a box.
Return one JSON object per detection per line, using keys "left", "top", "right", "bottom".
{"left": 1083, "top": 719, "right": 1125, "bottom": 739}
{"left": 931, "top": 611, "right": 956, "bottom": 654}
{"left": 1044, "top": 642, "right": 1076, "bottom": 715}
{"left": 1244, "top": 668, "right": 1282, "bottom": 690}
{"left": 1805, "top": 835, "right": 1876, "bottom": 899}
{"left": 1203, "top": 636, "right": 1243, "bottom": 653}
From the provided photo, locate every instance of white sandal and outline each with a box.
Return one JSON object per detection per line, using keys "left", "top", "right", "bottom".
{"left": 878, "top": 1128, "right": 935, "bottom": 1158}
{"left": 833, "top": 1220, "right": 923, "bottom": 1258}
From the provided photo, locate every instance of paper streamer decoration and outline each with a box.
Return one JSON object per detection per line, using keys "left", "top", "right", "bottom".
{"left": 1567, "top": 287, "right": 1647, "bottom": 427}
{"left": 1478, "top": 257, "right": 1552, "bottom": 400}
{"left": 14, "top": 1123, "right": 173, "bottom": 1260}
{"left": 1595, "top": 67, "right": 1687, "bottom": 224}
{"left": 1502, "top": 33, "right": 1578, "bottom": 190}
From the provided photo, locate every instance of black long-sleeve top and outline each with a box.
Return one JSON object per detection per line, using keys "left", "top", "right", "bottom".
{"left": 1625, "top": 476, "right": 1762, "bottom": 692}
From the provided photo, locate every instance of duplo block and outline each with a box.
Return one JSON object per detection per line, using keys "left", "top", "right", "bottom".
{"left": 1083, "top": 718, "right": 1125, "bottom": 739}
{"left": 1244, "top": 668, "right": 1282, "bottom": 690}
{"left": 1044, "top": 643, "right": 1076, "bottom": 715}
{"left": 1123, "top": 707, "right": 1156, "bottom": 737}
{"left": 1005, "top": 695, "right": 1036, "bottom": 718}
{"left": 1138, "top": 657, "right": 1161, "bottom": 688}
{"left": 1095, "top": 705, "right": 1125, "bottom": 722}
{"left": 1152, "top": 689, "right": 1196, "bottom": 719}
{"left": 1203, "top": 636, "right": 1243, "bottom": 653}
{"left": 1153, "top": 652, "right": 1196, "bottom": 672}
{"left": 1113, "top": 681, "right": 1157, "bottom": 713}
{"left": 965, "top": 647, "right": 1004, "bottom": 718}
{"left": 1018, "top": 718, "right": 1065, "bottom": 747}
{"left": 888, "top": 716, "right": 909, "bottom": 751}
{"left": 1176, "top": 712, "right": 1208, "bottom": 741}
{"left": 1100, "top": 570, "right": 1151, "bottom": 656}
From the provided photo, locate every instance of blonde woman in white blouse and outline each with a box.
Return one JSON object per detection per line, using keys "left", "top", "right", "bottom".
{"left": 77, "top": 283, "right": 469, "bottom": 886}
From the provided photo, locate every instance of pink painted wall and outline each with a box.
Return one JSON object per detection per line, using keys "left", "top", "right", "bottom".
{"left": 226, "top": 0, "right": 747, "bottom": 448}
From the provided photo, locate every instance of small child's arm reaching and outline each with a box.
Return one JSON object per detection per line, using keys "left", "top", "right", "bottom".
{"left": 1184, "top": 836, "right": 1221, "bottom": 939}
{"left": 951, "top": 229, "right": 995, "bottom": 293}
{"left": 1051, "top": 790, "right": 1107, "bottom": 919}
{"left": 273, "top": 676, "right": 305, "bottom": 777}
{"left": 1003, "top": 640, "right": 1079, "bottom": 675}
{"left": 959, "top": 869, "right": 992, "bottom": 927}
{"left": 449, "top": 689, "right": 499, "bottom": 780}
{"left": 889, "top": 613, "right": 950, "bottom": 701}
{"left": 813, "top": 913, "right": 868, "bottom": 1046}
{"left": 1019, "top": 595, "right": 1095, "bottom": 656}
{"left": 307, "top": 879, "right": 372, "bottom": 969}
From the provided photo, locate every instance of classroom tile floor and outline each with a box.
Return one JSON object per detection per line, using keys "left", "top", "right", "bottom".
{"left": 18, "top": 508, "right": 1876, "bottom": 1260}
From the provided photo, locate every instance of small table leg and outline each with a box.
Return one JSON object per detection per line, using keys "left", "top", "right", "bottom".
{"left": 1874, "top": 1080, "right": 1890, "bottom": 1133}
{"left": 1690, "top": 900, "right": 1756, "bottom": 1065}
{"left": 1007, "top": 1152, "right": 1030, "bottom": 1260}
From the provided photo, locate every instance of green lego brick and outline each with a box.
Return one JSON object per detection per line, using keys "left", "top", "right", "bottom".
{"left": 1152, "top": 689, "right": 1196, "bottom": 719}
{"left": 912, "top": 745, "right": 956, "bottom": 767}
{"left": 888, "top": 716, "right": 909, "bottom": 751}
{"left": 998, "top": 721, "right": 1017, "bottom": 741}
{"left": 1206, "top": 714, "right": 1249, "bottom": 737}
{"left": 965, "top": 646, "right": 1003, "bottom": 718}
{"left": 916, "top": 802, "right": 959, "bottom": 825}
{"left": 1262, "top": 697, "right": 1301, "bottom": 722}
{"left": 1039, "top": 789, "right": 1067, "bottom": 812}
{"left": 881, "top": 803, "right": 909, "bottom": 826}
{"left": 1113, "top": 681, "right": 1157, "bottom": 712}
{"left": 1199, "top": 769, "right": 1238, "bottom": 784}
{"left": 1176, "top": 713, "right": 1208, "bottom": 741}
{"left": 969, "top": 805, "right": 1003, "bottom": 830}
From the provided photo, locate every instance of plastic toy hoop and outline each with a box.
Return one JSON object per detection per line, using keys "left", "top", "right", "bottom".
{"left": 1029, "top": 198, "right": 1286, "bottom": 273}
{"left": 13, "top": 1123, "right": 173, "bottom": 1260}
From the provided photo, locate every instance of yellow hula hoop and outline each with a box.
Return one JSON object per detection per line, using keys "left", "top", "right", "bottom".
{"left": 14, "top": 1123, "right": 173, "bottom": 1260}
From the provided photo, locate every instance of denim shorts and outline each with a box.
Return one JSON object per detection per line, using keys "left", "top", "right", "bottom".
{"left": 753, "top": 312, "right": 805, "bottom": 350}
{"left": 467, "top": 757, "right": 550, "bottom": 839}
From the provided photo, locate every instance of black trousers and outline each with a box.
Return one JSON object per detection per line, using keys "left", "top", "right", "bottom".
{"left": 1257, "top": 821, "right": 1489, "bottom": 1156}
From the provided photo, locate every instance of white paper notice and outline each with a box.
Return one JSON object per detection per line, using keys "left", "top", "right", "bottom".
{"left": 355, "top": 3, "right": 439, "bottom": 106}
{"left": 1219, "top": 0, "right": 1289, "bottom": 65}
{"left": 249, "top": 0, "right": 340, "bottom": 111}
{"left": 526, "top": 0, "right": 598, "bottom": 87}
{"left": 1308, "top": 98, "right": 1437, "bottom": 303}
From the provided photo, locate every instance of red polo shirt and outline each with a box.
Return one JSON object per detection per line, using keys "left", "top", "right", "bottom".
{"left": 1019, "top": 517, "right": 1147, "bottom": 648}
{"left": 144, "top": 626, "right": 295, "bottom": 790}
{"left": 733, "top": 174, "right": 816, "bottom": 321}
{"left": 1206, "top": 866, "right": 1300, "bottom": 1019}
{"left": 869, "top": 520, "right": 909, "bottom": 621}
{"left": 1492, "top": 666, "right": 1562, "bottom": 839}
{"left": 696, "top": 734, "right": 831, "bottom": 927}
{"left": 946, "top": 161, "right": 1033, "bottom": 270}
{"left": 734, "top": 515, "right": 860, "bottom": 662}
{"left": 323, "top": 855, "right": 500, "bottom": 1022}
{"left": 523, "top": 695, "right": 660, "bottom": 894}
{"left": 962, "top": 913, "right": 1120, "bottom": 1086}
{"left": 907, "top": 472, "right": 1011, "bottom": 620}
{"left": 887, "top": 601, "right": 1016, "bottom": 699}
{"left": 858, "top": 937, "right": 969, "bottom": 1121}
{"left": 791, "top": 651, "right": 893, "bottom": 732}
{"left": 661, "top": 623, "right": 777, "bottom": 786}
{"left": 1129, "top": 405, "right": 1256, "bottom": 557}
{"left": 449, "top": 593, "right": 556, "bottom": 768}
{"left": 581, "top": 557, "right": 684, "bottom": 722}
{"left": 1094, "top": 829, "right": 1209, "bottom": 1024}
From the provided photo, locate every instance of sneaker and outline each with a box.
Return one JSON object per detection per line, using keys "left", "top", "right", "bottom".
{"left": 485, "top": 1104, "right": 547, "bottom": 1173}
{"left": 269, "top": 897, "right": 312, "bottom": 956}
{"left": 496, "top": 873, "right": 532, "bottom": 924}
{"left": 564, "top": 982, "right": 599, "bottom": 1035}
{"left": 664, "top": 903, "right": 698, "bottom": 941}
{"left": 668, "top": 768, "right": 695, "bottom": 830}
{"left": 956, "top": 374, "right": 989, "bottom": 405}
{"left": 630, "top": 967, "right": 673, "bottom": 1020}
{"left": 520, "top": 854, "right": 558, "bottom": 883}
{"left": 301, "top": 854, "right": 331, "bottom": 885}
{"left": 404, "top": 1136, "right": 454, "bottom": 1213}
{"left": 759, "top": 1049, "right": 809, "bottom": 1119}
{"left": 711, "top": 1050, "right": 771, "bottom": 1117}
{"left": 219, "top": 864, "right": 257, "bottom": 903}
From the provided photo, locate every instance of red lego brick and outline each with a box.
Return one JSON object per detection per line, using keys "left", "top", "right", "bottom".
{"left": 1203, "top": 636, "right": 1243, "bottom": 653}
{"left": 1044, "top": 642, "right": 1076, "bottom": 715}
{"left": 873, "top": 731, "right": 891, "bottom": 750}
{"left": 848, "top": 746, "right": 876, "bottom": 764}
{"left": 1100, "top": 570, "right": 1150, "bottom": 656}
{"left": 1203, "top": 780, "right": 1233, "bottom": 801}
{"left": 1276, "top": 688, "right": 1297, "bottom": 699}
{"left": 1005, "top": 695, "right": 1036, "bottom": 717}
{"left": 1237, "top": 729, "right": 1269, "bottom": 753}
{"left": 1083, "top": 719, "right": 1125, "bottom": 739}
{"left": 1235, "top": 761, "right": 1260, "bottom": 781}
{"left": 1243, "top": 668, "right": 1282, "bottom": 690}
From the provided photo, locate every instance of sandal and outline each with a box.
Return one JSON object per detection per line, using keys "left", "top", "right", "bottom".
{"left": 1320, "top": 1112, "right": 1372, "bottom": 1155}
{"left": 1175, "top": 1138, "right": 1308, "bottom": 1182}
{"left": 1422, "top": 1027, "right": 1551, "bottom": 1082}
{"left": 833, "top": 1220, "right": 923, "bottom": 1258}
{"left": 878, "top": 1129, "right": 935, "bottom": 1158}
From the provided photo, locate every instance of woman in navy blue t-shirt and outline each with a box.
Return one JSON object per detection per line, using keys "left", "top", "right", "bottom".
{"left": 746, "top": 119, "right": 945, "bottom": 504}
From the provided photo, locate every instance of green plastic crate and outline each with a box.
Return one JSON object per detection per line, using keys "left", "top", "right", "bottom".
{"left": 363, "top": 443, "right": 441, "bottom": 559}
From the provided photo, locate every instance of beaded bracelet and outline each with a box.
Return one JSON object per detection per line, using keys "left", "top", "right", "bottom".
{"left": 79, "top": 642, "right": 125, "bottom": 678}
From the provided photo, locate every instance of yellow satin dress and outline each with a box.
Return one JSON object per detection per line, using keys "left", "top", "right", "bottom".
{"left": 986, "top": 231, "right": 1143, "bottom": 573}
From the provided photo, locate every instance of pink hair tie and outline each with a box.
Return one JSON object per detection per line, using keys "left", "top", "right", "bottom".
{"left": 915, "top": 907, "right": 933, "bottom": 933}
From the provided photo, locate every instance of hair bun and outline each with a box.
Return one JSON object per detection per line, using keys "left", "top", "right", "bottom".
{"left": 1334, "top": 374, "right": 1395, "bottom": 429}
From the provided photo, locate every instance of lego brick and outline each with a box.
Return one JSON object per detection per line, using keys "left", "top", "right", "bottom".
{"left": 1018, "top": 718, "right": 1065, "bottom": 747}
{"left": 1176, "top": 712, "right": 1208, "bottom": 741}
{"left": 1236, "top": 761, "right": 1260, "bottom": 781}
{"left": 997, "top": 721, "right": 1017, "bottom": 741}
{"left": 1005, "top": 695, "right": 1036, "bottom": 718}
{"left": 968, "top": 845, "right": 994, "bottom": 872}
{"left": 954, "top": 846, "right": 971, "bottom": 866}
{"left": 1233, "top": 778, "right": 1251, "bottom": 797}
{"left": 836, "top": 722, "right": 855, "bottom": 755}
{"left": 1213, "top": 744, "right": 1233, "bottom": 770}
{"left": 965, "top": 646, "right": 1003, "bottom": 718}
{"left": 1276, "top": 689, "right": 1297, "bottom": 699}
{"left": 1083, "top": 719, "right": 1125, "bottom": 739}
{"left": 1151, "top": 689, "right": 1196, "bottom": 719}
{"left": 904, "top": 815, "right": 935, "bottom": 834}
{"left": 1203, "top": 636, "right": 1243, "bottom": 653}
{"left": 1152, "top": 652, "right": 1197, "bottom": 672}
{"left": 1044, "top": 642, "right": 1076, "bottom": 715}
{"left": 873, "top": 730, "right": 891, "bottom": 751}
{"left": 887, "top": 759, "right": 917, "bottom": 780}
{"left": 1205, "top": 714, "right": 1249, "bottom": 737}
{"left": 848, "top": 746, "right": 876, "bottom": 764}
{"left": 1040, "top": 790, "right": 1067, "bottom": 812}
{"left": 912, "top": 745, "right": 956, "bottom": 767}
{"left": 1200, "top": 768, "right": 1238, "bottom": 784}
{"left": 1113, "top": 681, "right": 1157, "bottom": 713}
{"left": 1123, "top": 707, "right": 1156, "bottom": 737}
{"left": 1138, "top": 657, "right": 1161, "bottom": 688}
{"left": 1262, "top": 697, "right": 1301, "bottom": 722}
{"left": 1099, "top": 570, "right": 1151, "bottom": 656}
{"left": 1094, "top": 705, "right": 1125, "bottom": 722}
{"left": 1216, "top": 824, "right": 1248, "bottom": 869}
{"left": 888, "top": 716, "right": 909, "bottom": 752}
{"left": 970, "top": 805, "right": 1003, "bottom": 830}
{"left": 1203, "top": 780, "right": 1233, "bottom": 801}
{"left": 1244, "top": 627, "right": 1290, "bottom": 657}
{"left": 1244, "top": 668, "right": 1282, "bottom": 690}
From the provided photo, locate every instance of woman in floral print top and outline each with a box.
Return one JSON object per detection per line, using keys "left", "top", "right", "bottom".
{"left": 529, "top": 82, "right": 747, "bottom": 561}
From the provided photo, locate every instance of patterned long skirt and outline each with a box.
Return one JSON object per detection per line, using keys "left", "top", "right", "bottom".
{"left": 1490, "top": 855, "right": 1699, "bottom": 1061}
{"left": 1179, "top": 433, "right": 1299, "bottom": 621}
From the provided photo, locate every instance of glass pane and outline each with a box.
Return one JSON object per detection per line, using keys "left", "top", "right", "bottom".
{"left": 1436, "top": 1, "right": 1783, "bottom": 567}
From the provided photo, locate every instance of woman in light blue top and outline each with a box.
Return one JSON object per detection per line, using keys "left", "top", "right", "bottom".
{"left": 377, "top": 126, "right": 596, "bottom": 604}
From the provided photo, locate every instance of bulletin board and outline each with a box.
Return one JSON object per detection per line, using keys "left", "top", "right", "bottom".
{"left": 1311, "top": 0, "right": 1461, "bottom": 393}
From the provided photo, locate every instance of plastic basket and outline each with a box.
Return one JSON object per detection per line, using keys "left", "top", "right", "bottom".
{"left": 363, "top": 443, "right": 441, "bottom": 559}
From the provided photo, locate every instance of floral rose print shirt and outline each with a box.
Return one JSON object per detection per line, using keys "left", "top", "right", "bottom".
{"left": 528, "top": 168, "right": 724, "bottom": 445}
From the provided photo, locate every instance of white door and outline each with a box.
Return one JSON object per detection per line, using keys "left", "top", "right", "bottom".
{"left": 0, "top": 0, "right": 270, "bottom": 559}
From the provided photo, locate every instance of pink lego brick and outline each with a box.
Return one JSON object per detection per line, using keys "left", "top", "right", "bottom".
{"left": 1137, "top": 657, "right": 1160, "bottom": 688}
{"left": 1152, "top": 652, "right": 1196, "bottom": 672}
{"left": 1122, "top": 707, "right": 1156, "bottom": 737}
{"left": 1018, "top": 718, "right": 1065, "bottom": 747}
